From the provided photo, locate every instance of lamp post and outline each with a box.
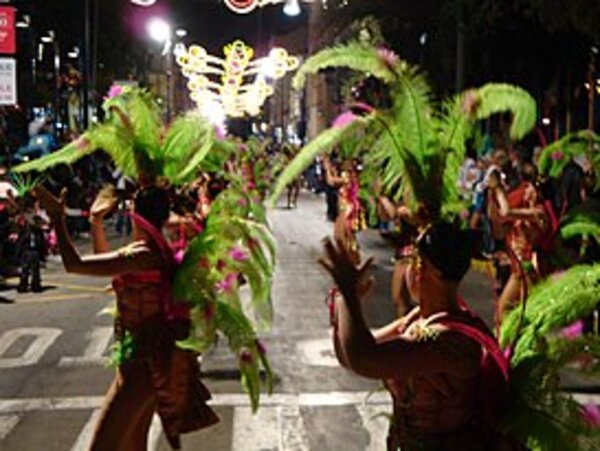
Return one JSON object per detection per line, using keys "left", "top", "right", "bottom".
{"left": 41, "top": 31, "right": 61, "bottom": 137}
{"left": 16, "top": 14, "right": 36, "bottom": 120}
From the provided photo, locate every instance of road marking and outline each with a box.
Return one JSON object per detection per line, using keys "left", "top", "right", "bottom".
{"left": 70, "top": 408, "right": 102, "bottom": 451}
{"left": 42, "top": 281, "right": 109, "bottom": 293}
{"left": 12, "top": 293, "right": 103, "bottom": 303}
{"left": 59, "top": 327, "right": 112, "bottom": 368}
{"left": 0, "top": 392, "right": 391, "bottom": 415}
{"left": 0, "top": 396, "right": 104, "bottom": 414}
{"left": 2, "top": 391, "right": 596, "bottom": 415}
{"left": 0, "top": 414, "right": 19, "bottom": 440}
{"left": 148, "top": 414, "right": 162, "bottom": 451}
{"left": 232, "top": 406, "right": 280, "bottom": 450}
{"left": 68, "top": 410, "right": 161, "bottom": 451}
{"left": 297, "top": 335, "right": 339, "bottom": 367}
{"left": 2, "top": 392, "right": 597, "bottom": 450}
{"left": 0, "top": 328, "right": 62, "bottom": 368}
{"left": 357, "top": 405, "right": 392, "bottom": 451}
{"left": 280, "top": 404, "right": 309, "bottom": 451}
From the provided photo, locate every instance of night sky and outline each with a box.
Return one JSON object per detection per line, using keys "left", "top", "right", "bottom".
{"left": 11, "top": 0, "right": 600, "bottom": 131}
{"left": 17, "top": 0, "right": 307, "bottom": 61}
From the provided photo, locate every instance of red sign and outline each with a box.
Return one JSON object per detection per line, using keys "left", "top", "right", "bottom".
{"left": 0, "top": 6, "right": 16, "bottom": 55}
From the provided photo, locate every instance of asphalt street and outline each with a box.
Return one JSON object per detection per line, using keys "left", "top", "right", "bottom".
{"left": 0, "top": 191, "right": 598, "bottom": 451}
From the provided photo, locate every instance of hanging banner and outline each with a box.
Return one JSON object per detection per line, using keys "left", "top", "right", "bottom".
{"left": 0, "top": 58, "right": 17, "bottom": 105}
{"left": 0, "top": 6, "right": 16, "bottom": 55}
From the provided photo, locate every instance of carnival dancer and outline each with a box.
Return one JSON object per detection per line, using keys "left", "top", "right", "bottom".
{"left": 282, "top": 144, "right": 301, "bottom": 209}
{"left": 16, "top": 87, "right": 276, "bottom": 450}
{"left": 488, "top": 163, "right": 549, "bottom": 320}
{"left": 321, "top": 223, "right": 509, "bottom": 450}
{"left": 330, "top": 159, "right": 365, "bottom": 265}
{"left": 37, "top": 185, "right": 218, "bottom": 451}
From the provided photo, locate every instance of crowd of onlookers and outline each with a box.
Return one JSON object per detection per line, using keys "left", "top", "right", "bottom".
{"left": 1, "top": 133, "right": 598, "bottom": 322}
{"left": 0, "top": 154, "right": 135, "bottom": 291}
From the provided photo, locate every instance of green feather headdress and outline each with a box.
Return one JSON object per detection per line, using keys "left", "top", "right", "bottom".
{"left": 271, "top": 42, "right": 537, "bottom": 222}
{"left": 538, "top": 130, "right": 600, "bottom": 190}
{"left": 14, "top": 87, "right": 235, "bottom": 186}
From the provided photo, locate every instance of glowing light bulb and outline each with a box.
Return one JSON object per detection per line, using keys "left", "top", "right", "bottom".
{"left": 283, "top": 0, "right": 301, "bottom": 16}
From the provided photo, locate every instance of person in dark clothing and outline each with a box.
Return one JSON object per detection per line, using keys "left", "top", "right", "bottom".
{"left": 17, "top": 213, "right": 46, "bottom": 292}
{"left": 559, "top": 160, "right": 585, "bottom": 214}
{"left": 323, "top": 155, "right": 341, "bottom": 222}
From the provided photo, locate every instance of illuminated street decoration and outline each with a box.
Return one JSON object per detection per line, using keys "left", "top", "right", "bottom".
{"left": 224, "top": 0, "right": 278, "bottom": 14}
{"left": 223, "top": 0, "right": 348, "bottom": 14}
{"left": 176, "top": 40, "right": 299, "bottom": 118}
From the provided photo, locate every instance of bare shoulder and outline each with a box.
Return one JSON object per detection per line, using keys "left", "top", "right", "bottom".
{"left": 114, "top": 241, "right": 164, "bottom": 269}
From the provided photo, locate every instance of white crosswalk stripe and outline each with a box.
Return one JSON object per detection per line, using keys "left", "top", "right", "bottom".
{"left": 70, "top": 409, "right": 102, "bottom": 451}
{"left": 0, "top": 414, "right": 19, "bottom": 441}
{"left": 356, "top": 405, "right": 392, "bottom": 451}
{"left": 279, "top": 405, "right": 309, "bottom": 451}
{"left": 59, "top": 327, "right": 113, "bottom": 368}
{"left": 232, "top": 406, "right": 280, "bottom": 450}
{"left": 1, "top": 392, "right": 598, "bottom": 449}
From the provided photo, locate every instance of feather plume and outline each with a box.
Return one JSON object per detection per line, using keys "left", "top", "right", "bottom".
{"left": 538, "top": 130, "right": 600, "bottom": 185}
{"left": 292, "top": 41, "right": 400, "bottom": 90}
{"left": 473, "top": 83, "right": 537, "bottom": 140}
{"left": 500, "top": 264, "right": 600, "bottom": 363}
{"left": 13, "top": 137, "right": 95, "bottom": 173}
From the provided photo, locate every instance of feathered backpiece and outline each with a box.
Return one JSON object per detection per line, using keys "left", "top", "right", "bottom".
{"left": 13, "top": 87, "right": 234, "bottom": 186}
{"left": 173, "top": 185, "right": 276, "bottom": 412}
{"left": 538, "top": 130, "right": 600, "bottom": 190}
{"left": 499, "top": 264, "right": 600, "bottom": 449}
{"left": 272, "top": 42, "right": 536, "bottom": 222}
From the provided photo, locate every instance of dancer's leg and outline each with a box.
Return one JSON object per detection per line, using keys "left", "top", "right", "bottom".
{"left": 90, "top": 362, "right": 155, "bottom": 451}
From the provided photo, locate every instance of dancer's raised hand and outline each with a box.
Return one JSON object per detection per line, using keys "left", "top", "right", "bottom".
{"left": 319, "top": 235, "right": 374, "bottom": 303}
{"left": 90, "top": 185, "right": 118, "bottom": 220}
{"left": 34, "top": 186, "right": 66, "bottom": 220}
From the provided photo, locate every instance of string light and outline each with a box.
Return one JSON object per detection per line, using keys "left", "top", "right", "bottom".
{"left": 176, "top": 40, "right": 299, "bottom": 118}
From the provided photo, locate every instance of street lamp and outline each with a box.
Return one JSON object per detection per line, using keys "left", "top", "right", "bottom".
{"left": 16, "top": 14, "right": 30, "bottom": 29}
{"left": 130, "top": 0, "right": 158, "bottom": 6}
{"left": 283, "top": 0, "right": 301, "bottom": 16}
{"left": 67, "top": 47, "right": 80, "bottom": 59}
{"left": 147, "top": 17, "right": 171, "bottom": 45}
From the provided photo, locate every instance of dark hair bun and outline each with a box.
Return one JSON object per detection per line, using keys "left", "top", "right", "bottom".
{"left": 417, "top": 222, "right": 476, "bottom": 281}
{"left": 134, "top": 186, "right": 170, "bottom": 230}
